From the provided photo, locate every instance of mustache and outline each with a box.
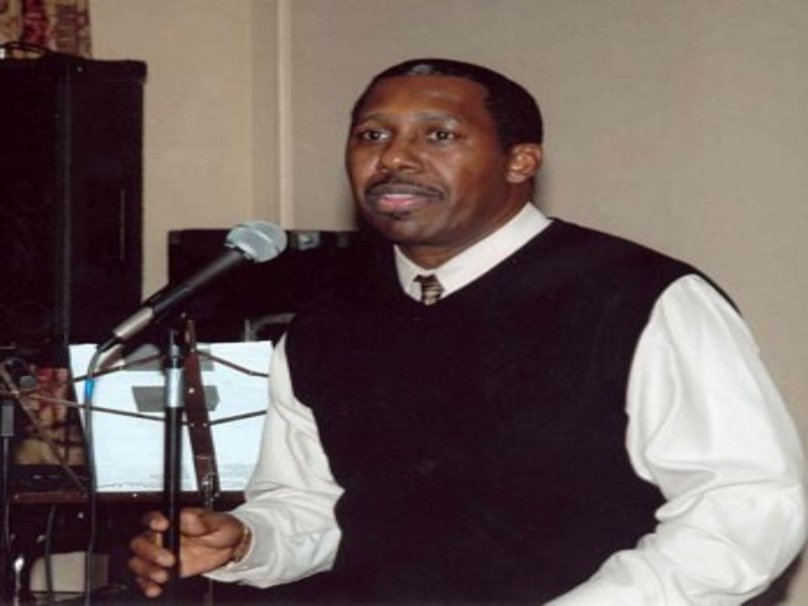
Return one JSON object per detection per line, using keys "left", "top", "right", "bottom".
{"left": 364, "top": 177, "right": 443, "bottom": 200}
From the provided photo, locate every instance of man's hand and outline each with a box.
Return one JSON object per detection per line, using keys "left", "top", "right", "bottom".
{"left": 128, "top": 507, "right": 248, "bottom": 598}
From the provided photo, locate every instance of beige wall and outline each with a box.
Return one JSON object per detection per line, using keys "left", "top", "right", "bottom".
{"left": 91, "top": 0, "right": 808, "bottom": 600}
{"left": 91, "top": 0, "right": 279, "bottom": 296}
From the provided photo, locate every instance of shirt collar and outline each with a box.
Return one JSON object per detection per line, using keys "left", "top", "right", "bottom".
{"left": 395, "top": 203, "right": 552, "bottom": 300}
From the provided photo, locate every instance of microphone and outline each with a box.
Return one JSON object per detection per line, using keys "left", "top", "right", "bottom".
{"left": 97, "top": 220, "right": 287, "bottom": 353}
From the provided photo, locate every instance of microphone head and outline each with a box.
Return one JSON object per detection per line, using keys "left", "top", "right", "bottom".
{"left": 226, "top": 220, "right": 288, "bottom": 263}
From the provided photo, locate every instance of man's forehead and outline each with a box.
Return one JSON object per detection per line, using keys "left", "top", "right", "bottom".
{"left": 355, "top": 75, "right": 490, "bottom": 119}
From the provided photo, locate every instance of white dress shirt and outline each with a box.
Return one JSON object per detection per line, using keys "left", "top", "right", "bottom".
{"left": 210, "top": 203, "right": 807, "bottom": 604}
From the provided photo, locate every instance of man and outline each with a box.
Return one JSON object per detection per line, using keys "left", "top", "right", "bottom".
{"left": 130, "top": 59, "right": 806, "bottom": 604}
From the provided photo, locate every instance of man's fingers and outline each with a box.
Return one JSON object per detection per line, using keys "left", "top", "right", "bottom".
{"left": 130, "top": 531, "right": 175, "bottom": 568}
{"left": 131, "top": 507, "right": 238, "bottom": 589}
{"left": 134, "top": 575, "right": 165, "bottom": 599}
{"left": 178, "top": 507, "right": 211, "bottom": 536}
{"left": 140, "top": 510, "right": 170, "bottom": 532}
{"left": 128, "top": 555, "right": 171, "bottom": 582}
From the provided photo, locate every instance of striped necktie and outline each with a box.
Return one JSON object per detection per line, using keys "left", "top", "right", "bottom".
{"left": 414, "top": 274, "right": 444, "bottom": 305}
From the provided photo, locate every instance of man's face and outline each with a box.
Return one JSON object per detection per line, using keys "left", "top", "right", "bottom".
{"left": 346, "top": 75, "right": 536, "bottom": 267}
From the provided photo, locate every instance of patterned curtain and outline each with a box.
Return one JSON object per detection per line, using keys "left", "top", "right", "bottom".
{"left": 0, "top": 0, "right": 91, "bottom": 58}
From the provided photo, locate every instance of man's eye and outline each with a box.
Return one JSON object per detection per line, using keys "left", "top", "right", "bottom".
{"left": 356, "top": 129, "right": 386, "bottom": 142}
{"left": 428, "top": 130, "right": 458, "bottom": 142}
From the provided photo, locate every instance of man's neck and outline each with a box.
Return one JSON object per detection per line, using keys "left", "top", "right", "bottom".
{"left": 398, "top": 204, "right": 531, "bottom": 269}
{"left": 395, "top": 203, "right": 550, "bottom": 299}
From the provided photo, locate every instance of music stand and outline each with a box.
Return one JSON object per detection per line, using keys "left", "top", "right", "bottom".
{"left": 6, "top": 324, "right": 271, "bottom": 603}
{"left": 68, "top": 328, "right": 270, "bottom": 498}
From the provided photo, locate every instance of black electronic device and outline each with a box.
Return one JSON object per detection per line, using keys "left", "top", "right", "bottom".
{"left": 0, "top": 51, "right": 146, "bottom": 365}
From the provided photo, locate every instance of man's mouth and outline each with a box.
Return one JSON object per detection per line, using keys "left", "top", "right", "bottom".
{"left": 365, "top": 181, "right": 443, "bottom": 215}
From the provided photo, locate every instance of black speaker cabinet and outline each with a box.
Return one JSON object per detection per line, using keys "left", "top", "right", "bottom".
{"left": 0, "top": 54, "right": 145, "bottom": 364}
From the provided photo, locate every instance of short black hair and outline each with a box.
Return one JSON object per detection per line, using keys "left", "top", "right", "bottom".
{"left": 351, "top": 58, "right": 543, "bottom": 150}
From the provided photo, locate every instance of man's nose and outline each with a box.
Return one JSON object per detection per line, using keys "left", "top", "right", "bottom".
{"left": 377, "top": 137, "right": 420, "bottom": 173}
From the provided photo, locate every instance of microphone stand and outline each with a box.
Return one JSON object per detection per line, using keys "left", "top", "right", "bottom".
{"left": 91, "top": 315, "right": 226, "bottom": 604}
{"left": 161, "top": 325, "right": 185, "bottom": 604}
{"left": 159, "top": 316, "right": 218, "bottom": 604}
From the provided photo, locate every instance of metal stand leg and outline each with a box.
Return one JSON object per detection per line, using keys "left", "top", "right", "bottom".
{"left": 1, "top": 358, "right": 37, "bottom": 604}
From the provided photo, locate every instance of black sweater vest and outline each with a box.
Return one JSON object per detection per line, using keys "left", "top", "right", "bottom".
{"left": 285, "top": 220, "right": 702, "bottom": 603}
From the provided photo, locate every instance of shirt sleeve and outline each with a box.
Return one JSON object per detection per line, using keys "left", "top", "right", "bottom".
{"left": 206, "top": 335, "right": 344, "bottom": 588}
{"left": 549, "top": 274, "right": 807, "bottom": 605}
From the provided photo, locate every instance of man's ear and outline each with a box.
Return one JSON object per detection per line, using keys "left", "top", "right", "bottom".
{"left": 505, "top": 144, "right": 543, "bottom": 184}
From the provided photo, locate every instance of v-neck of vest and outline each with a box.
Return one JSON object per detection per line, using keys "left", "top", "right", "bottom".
{"left": 383, "top": 219, "right": 572, "bottom": 312}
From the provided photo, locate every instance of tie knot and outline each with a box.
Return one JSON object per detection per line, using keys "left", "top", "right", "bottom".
{"left": 414, "top": 274, "right": 444, "bottom": 305}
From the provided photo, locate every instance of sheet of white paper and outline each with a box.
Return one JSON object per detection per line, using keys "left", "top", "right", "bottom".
{"left": 69, "top": 341, "right": 271, "bottom": 493}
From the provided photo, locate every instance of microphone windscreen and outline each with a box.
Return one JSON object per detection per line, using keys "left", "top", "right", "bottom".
{"left": 226, "top": 221, "right": 288, "bottom": 263}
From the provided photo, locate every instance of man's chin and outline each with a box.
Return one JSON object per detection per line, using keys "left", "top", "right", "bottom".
{"left": 362, "top": 208, "right": 413, "bottom": 228}
{"left": 388, "top": 210, "right": 413, "bottom": 221}
{"left": 367, "top": 214, "right": 426, "bottom": 242}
